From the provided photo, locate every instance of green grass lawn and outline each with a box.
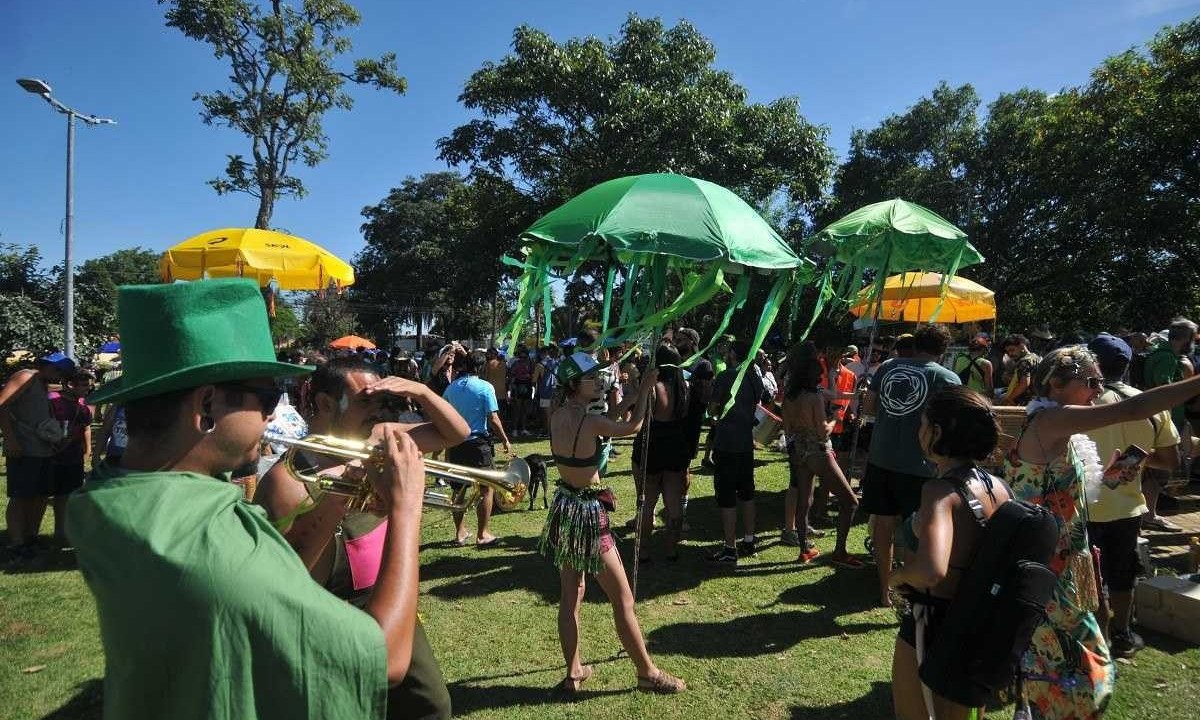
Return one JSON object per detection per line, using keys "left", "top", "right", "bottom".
{"left": 2, "top": 437, "right": 1198, "bottom": 720}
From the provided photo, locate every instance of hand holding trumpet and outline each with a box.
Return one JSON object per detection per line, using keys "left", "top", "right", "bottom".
{"left": 366, "top": 423, "right": 427, "bottom": 518}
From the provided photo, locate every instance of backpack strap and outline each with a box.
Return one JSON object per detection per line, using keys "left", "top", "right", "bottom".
{"left": 944, "top": 465, "right": 992, "bottom": 527}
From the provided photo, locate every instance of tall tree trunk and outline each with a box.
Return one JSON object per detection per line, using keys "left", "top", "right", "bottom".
{"left": 416, "top": 313, "right": 424, "bottom": 354}
{"left": 255, "top": 188, "right": 275, "bottom": 229}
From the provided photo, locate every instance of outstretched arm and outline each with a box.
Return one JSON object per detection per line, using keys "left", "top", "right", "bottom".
{"left": 1036, "top": 373, "right": 1200, "bottom": 447}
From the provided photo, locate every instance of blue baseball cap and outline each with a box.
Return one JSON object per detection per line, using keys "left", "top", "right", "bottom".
{"left": 38, "top": 351, "right": 76, "bottom": 372}
{"left": 1087, "top": 333, "right": 1132, "bottom": 364}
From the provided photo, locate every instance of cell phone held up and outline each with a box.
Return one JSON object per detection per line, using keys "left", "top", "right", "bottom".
{"left": 1103, "top": 444, "right": 1149, "bottom": 487}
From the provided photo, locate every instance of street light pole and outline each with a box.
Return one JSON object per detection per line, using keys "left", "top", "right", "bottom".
{"left": 16, "top": 78, "right": 115, "bottom": 361}
{"left": 65, "top": 110, "right": 76, "bottom": 361}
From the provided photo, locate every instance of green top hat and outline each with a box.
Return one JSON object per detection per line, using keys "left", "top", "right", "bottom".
{"left": 89, "top": 279, "right": 312, "bottom": 406}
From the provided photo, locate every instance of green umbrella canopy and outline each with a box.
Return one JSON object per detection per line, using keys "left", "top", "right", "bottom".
{"left": 504, "top": 173, "right": 809, "bottom": 418}
{"left": 521, "top": 173, "right": 805, "bottom": 270}
{"left": 796, "top": 198, "right": 984, "bottom": 334}
{"left": 815, "top": 197, "right": 982, "bottom": 271}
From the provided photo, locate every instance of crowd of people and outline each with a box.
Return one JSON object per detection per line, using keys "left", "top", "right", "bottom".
{"left": 4, "top": 277, "right": 1199, "bottom": 719}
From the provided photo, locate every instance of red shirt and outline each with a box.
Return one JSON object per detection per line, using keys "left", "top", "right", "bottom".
{"left": 48, "top": 391, "right": 92, "bottom": 462}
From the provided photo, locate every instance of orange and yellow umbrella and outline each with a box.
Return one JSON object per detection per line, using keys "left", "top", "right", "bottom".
{"left": 160, "top": 228, "right": 355, "bottom": 290}
{"left": 329, "top": 335, "right": 376, "bottom": 350}
{"left": 850, "top": 271, "right": 995, "bottom": 324}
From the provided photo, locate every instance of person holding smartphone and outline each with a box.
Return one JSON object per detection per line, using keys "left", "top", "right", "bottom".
{"left": 1085, "top": 334, "right": 1181, "bottom": 658}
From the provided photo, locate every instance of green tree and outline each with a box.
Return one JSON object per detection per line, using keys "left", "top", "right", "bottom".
{"left": 163, "top": 0, "right": 407, "bottom": 228}
{"left": 300, "top": 291, "right": 357, "bottom": 347}
{"left": 355, "top": 172, "right": 536, "bottom": 346}
{"left": 269, "top": 299, "right": 302, "bottom": 345}
{"left": 0, "top": 243, "right": 58, "bottom": 358}
{"left": 438, "top": 14, "right": 833, "bottom": 337}
{"left": 68, "top": 248, "right": 161, "bottom": 356}
{"left": 440, "top": 15, "right": 831, "bottom": 207}
{"left": 822, "top": 18, "right": 1200, "bottom": 334}
{"left": 820, "top": 82, "right": 980, "bottom": 229}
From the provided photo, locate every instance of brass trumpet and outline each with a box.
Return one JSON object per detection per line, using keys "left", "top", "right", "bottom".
{"left": 269, "top": 433, "right": 529, "bottom": 512}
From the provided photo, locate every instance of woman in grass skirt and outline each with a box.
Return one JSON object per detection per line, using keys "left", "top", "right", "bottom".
{"left": 539, "top": 351, "right": 686, "bottom": 696}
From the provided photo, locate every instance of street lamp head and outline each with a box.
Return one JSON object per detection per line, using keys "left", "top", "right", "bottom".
{"left": 17, "top": 77, "right": 52, "bottom": 96}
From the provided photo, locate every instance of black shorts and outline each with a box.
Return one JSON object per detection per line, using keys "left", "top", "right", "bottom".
{"left": 860, "top": 463, "right": 928, "bottom": 518}
{"left": 5, "top": 456, "right": 54, "bottom": 498}
{"left": 897, "top": 595, "right": 950, "bottom": 647}
{"left": 682, "top": 412, "right": 705, "bottom": 459}
{"left": 447, "top": 436, "right": 494, "bottom": 469}
{"left": 45, "top": 461, "right": 85, "bottom": 496}
{"left": 713, "top": 450, "right": 754, "bottom": 508}
{"left": 1088, "top": 516, "right": 1144, "bottom": 592}
{"left": 632, "top": 421, "right": 690, "bottom": 473}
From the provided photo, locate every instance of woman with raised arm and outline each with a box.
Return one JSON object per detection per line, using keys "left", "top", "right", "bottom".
{"left": 1003, "top": 345, "right": 1200, "bottom": 719}
{"left": 540, "top": 352, "right": 686, "bottom": 697}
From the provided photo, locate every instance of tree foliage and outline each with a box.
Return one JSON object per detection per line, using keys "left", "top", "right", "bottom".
{"left": 823, "top": 17, "right": 1200, "bottom": 333}
{"left": 425, "top": 15, "right": 834, "bottom": 337}
{"left": 269, "top": 298, "right": 302, "bottom": 345}
{"left": 439, "top": 15, "right": 832, "bottom": 210}
{"left": 163, "top": 0, "right": 407, "bottom": 228}
{"left": 0, "top": 243, "right": 58, "bottom": 359}
{"left": 70, "top": 248, "right": 161, "bottom": 355}
{"left": 354, "top": 171, "right": 536, "bottom": 344}
{"left": 300, "top": 290, "right": 357, "bottom": 347}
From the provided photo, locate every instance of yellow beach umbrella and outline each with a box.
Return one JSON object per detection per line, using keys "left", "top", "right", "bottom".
{"left": 160, "top": 228, "right": 355, "bottom": 290}
{"left": 849, "top": 271, "right": 995, "bottom": 324}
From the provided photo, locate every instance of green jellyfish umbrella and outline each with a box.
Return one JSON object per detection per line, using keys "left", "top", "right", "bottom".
{"left": 501, "top": 172, "right": 812, "bottom": 415}
{"left": 802, "top": 198, "right": 984, "bottom": 331}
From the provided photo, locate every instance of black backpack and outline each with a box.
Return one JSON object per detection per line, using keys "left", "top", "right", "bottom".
{"left": 918, "top": 469, "right": 1060, "bottom": 708}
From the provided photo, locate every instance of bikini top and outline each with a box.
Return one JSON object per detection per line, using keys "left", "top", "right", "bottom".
{"left": 552, "top": 412, "right": 602, "bottom": 468}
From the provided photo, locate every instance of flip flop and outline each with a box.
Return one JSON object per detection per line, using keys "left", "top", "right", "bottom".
{"left": 553, "top": 665, "right": 593, "bottom": 698}
{"left": 637, "top": 669, "right": 686, "bottom": 694}
{"left": 476, "top": 537, "right": 502, "bottom": 549}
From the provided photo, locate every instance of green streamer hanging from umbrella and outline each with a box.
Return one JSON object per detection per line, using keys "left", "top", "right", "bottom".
{"left": 499, "top": 172, "right": 814, "bottom": 417}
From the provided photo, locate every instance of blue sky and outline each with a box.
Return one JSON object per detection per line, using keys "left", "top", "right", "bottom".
{"left": 3, "top": 0, "right": 1198, "bottom": 270}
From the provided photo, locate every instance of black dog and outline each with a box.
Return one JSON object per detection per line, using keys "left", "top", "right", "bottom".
{"left": 525, "top": 453, "right": 550, "bottom": 510}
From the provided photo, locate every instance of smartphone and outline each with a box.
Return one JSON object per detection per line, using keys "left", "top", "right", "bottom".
{"left": 1104, "top": 444, "right": 1149, "bottom": 478}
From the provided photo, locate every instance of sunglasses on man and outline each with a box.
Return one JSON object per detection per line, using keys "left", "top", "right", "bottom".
{"left": 221, "top": 383, "right": 285, "bottom": 417}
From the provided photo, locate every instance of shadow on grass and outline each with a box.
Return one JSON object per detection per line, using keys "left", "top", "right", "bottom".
{"left": 2, "top": 546, "right": 79, "bottom": 575}
{"left": 789, "top": 680, "right": 892, "bottom": 719}
{"left": 645, "top": 608, "right": 891, "bottom": 658}
{"left": 448, "top": 680, "right": 627, "bottom": 714}
{"left": 40, "top": 679, "right": 102, "bottom": 720}
{"left": 422, "top": 525, "right": 716, "bottom": 603}
{"left": 776, "top": 568, "right": 884, "bottom": 614}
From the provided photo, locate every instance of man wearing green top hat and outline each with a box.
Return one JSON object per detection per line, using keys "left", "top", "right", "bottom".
{"left": 68, "top": 279, "right": 425, "bottom": 719}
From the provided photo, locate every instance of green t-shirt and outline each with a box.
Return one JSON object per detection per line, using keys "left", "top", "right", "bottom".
{"left": 68, "top": 467, "right": 387, "bottom": 720}
{"left": 1143, "top": 344, "right": 1187, "bottom": 425}
{"left": 868, "top": 357, "right": 962, "bottom": 477}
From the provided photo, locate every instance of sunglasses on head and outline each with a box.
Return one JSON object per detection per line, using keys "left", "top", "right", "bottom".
{"left": 221, "top": 383, "right": 285, "bottom": 416}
